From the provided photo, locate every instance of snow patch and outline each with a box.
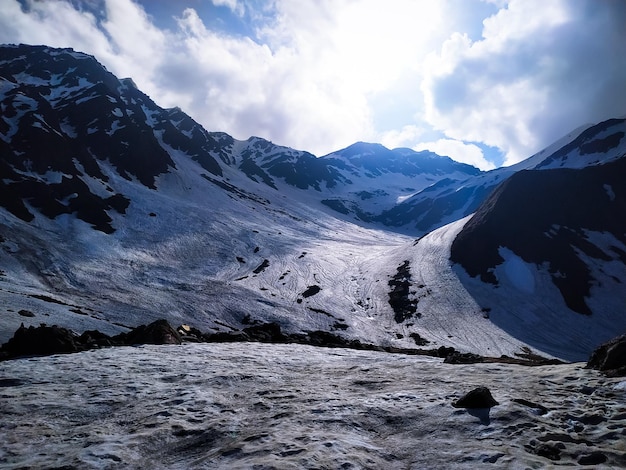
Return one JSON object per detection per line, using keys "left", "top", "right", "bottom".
{"left": 604, "top": 184, "right": 615, "bottom": 201}
{"left": 499, "top": 248, "right": 535, "bottom": 294}
{"left": 106, "top": 120, "right": 124, "bottom": 135}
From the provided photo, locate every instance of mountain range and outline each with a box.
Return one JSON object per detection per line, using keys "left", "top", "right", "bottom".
{"left": 1, "top": 44, "right": 625, "bottom": 361}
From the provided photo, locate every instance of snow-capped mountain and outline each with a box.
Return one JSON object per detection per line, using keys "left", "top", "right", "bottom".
{"left": 451, "top": 136, "right": 626, "bottom": 314}
{"left": 1, "top": 44, "right": 625, "bottom": 361}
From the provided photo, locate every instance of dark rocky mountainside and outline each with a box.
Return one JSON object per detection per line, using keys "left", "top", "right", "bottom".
{"left": 0, "top": 44, "right": 489, "bottom": 235}
{"left": 0, "top": 44, "right": 223, "bottom": 232}
{"left": 451, "top": 135, "right": 626, "bottom": 314}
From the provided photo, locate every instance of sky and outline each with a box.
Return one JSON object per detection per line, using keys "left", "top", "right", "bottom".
{"left": 1, "top": 0, "right": 625, "bottom": 170}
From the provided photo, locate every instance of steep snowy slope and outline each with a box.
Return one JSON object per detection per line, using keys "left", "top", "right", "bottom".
{"left": 449, "top": 151, "right": 626, "bottom": 359}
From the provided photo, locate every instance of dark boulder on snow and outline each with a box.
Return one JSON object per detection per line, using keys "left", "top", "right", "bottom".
{"left": 586, "top": 333, "right": 626, "bottom": 376}
{"left": 205, "top": 331, "right": 250, "bottom": 343}
{"left": 176, "top": 324, "right": 206, "bottom": 342}
{"left": 453, "top": 386, "right": 499, "bottom": 409}
{"left": 243, "top": 322, "right": 287, "bottom": 343}
{"left": 116, "top": 319, "right": 182, "bottom": 345}
{"left": 301, "top": 285, "right": 321, "bottom": 298}
{"left": 578, "top": 451, "right": 608, "bottom": 466}
{"left": 79, "top": 329, "right": 118, "bottom": 349}
{"left": 0, "top": 323, "right": 83, "bottom": 358}
{"left": 444, "top": 350, "right": 484, "bottom": 364}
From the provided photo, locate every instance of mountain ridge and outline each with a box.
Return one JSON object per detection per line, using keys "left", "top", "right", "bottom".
{"left": 1, "top": 44, "right": 625, "bottom": 360}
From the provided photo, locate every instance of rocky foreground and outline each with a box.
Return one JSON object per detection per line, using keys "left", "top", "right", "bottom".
{"left": 1, "top": 321, "right": 625, "bottom": 468}
{"left": 1, "top": 342, "right": 626, "bottom": 469}
{"left": 0, "top": 319, "right": 565, "bottom": 367}
{"left": 3, "top": 319, "right": 625, "bottom": 374}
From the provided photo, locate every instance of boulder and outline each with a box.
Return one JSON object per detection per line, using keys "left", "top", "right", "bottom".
{"left": 0, "top": 323, "right": 83, "bottom": 358}
{"left": 453, "top": 386, "right": 499, "bottom": 409}
{"left": 444, "top": 351, "right": 484, "bottom": 364}
{"left": 205, "top": 331, "right": 249, "bottom": 343}
{"left": 578, "top": 452, "right": 608, "bottom": 466}
{"left": 117, "top": 319, "right": 182, "bottom": 345}
{"left": 306, "top": 330, "right": 350, "bottom": 348}
{"left": 242, "top": 322, "right": 286, "bottom": 343}
{"left": 587, "top": 333, "right": 626, "bottom": 377}
{"left": 79, "top": 330, "right": 118, "bottom": 348}
{"left": 176, "top": 324, "right": 206, "bottom": 342}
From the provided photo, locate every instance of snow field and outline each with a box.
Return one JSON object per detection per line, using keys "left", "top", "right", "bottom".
{"left": 1, "top": 343, "right": 625, "bottom": 469}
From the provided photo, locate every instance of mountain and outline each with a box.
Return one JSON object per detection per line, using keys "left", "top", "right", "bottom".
{"left": 451, "top": 142, "right": 626, "bottom": 314}
{"left": 0, "top": 44, "right": 226, "bottom": 233}
{"left": 448, "top": 118, "right": 626, "bottom": 357}
{"left": 214, "top": 137, "right": 482, "bottom": 229}
{"left": 1, "top": 44, "right": 625, "bottom": 361}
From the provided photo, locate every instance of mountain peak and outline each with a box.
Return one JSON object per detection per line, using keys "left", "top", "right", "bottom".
{"left": 326, "top": 141, "right": 392, "bottom": 158}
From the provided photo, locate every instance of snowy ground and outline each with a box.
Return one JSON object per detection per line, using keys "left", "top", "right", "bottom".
{"left": 1, "top": 343, "right": 625, "bottom": 469}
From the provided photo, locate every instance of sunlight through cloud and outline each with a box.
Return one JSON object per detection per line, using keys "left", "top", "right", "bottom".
{"left": 1, "top": 0, "right": 625, "bottom": 167}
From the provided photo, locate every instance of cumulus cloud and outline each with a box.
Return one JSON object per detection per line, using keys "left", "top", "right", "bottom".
{"left": 0, "top": 0, "right": 110, "bottom": 57}
{"left": 0, "top": 0, "right": 469, "bottom": 157}
{"left": 413, "top": 139, "right": 495, "bottom": 171}
{"left": 422, "top": 0, "right": 626, "bottom": 165}
{"left": 1, "top": 0, "right": 625, "bottom": 165}
{"left": 380, "top": 125, "right": 429, "bottom": 150}
{"left": 212, "top": 0, "right": 245, "bottom": 17}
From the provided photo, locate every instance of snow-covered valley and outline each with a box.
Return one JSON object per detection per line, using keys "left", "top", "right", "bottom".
{"left": 2, "top": 343, "right": 626, "bottom": 469}
{"left": 2, "top": 45, "right": 626, "bottom": 363}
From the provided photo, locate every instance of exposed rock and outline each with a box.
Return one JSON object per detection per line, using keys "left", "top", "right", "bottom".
{"left": 578, "top": 451, "right": 608, "bottom": 466}
{"left": 451, "top": 144, "right": 626, "bottom": 315}
{"left": 305, "top": 330, "right": 350, "bottom": 348}
{"left": 1, "top": 317, "right": 563, "bottom": 370}
{"left": 0, "top": 323, "right": 83, "bottom": 358}
{"left": 586, "top": 333, "right": 626, "bottom": 376}
{"left": 436, "top": 346, "right": 456, "bottom": 358}
{"left": 79, "top": 330, "right": 117, "bottom": 349}
{"left": 204, "top": 331, "right": 250, "bottom": 343}
{"left": 409, "top": 332, "right": 429, "bottom": 346}
{"left": 252, "top": 259, "right": 270, "bottom": 274}
{"left": 176, "top": 324, "right": 206, "bottom": 343}
{"left": 242, "top": 323, "right": 286, "bottom": 343}
{"left": 17, "top": 309, "right": 36, "bottom": 318}
{"left": 388, "top": 260, "right": 418, "bottom": 323}
{"left": 115, "top": 319, "right": 182, "bottom": 345}
{"left": 301, "top": 285, "right": 321, "bottom": 298}
{"left": 453, "top": 386, "right": 499, "bottom": 409}
{"left": 444, "top": 351, "right": 484, "bottom": 364}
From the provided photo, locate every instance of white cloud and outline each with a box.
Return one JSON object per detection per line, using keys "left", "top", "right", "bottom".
{"left": 413, "top": 139, "right": 495, "bottom": 171}
{"left": 1, "top": 0, "right": 625, "bottom": 166}
{"left": 422, "top": 0, "right": 626, "bottom": 165}
{"left": 0, "top": 0, "right": 111, "bottom": 57}
{"left": 379, "top": 125, "right": 428, "bottom": 150}
{"left": 212, "top": 0, "right": 245, "bottom": 17}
